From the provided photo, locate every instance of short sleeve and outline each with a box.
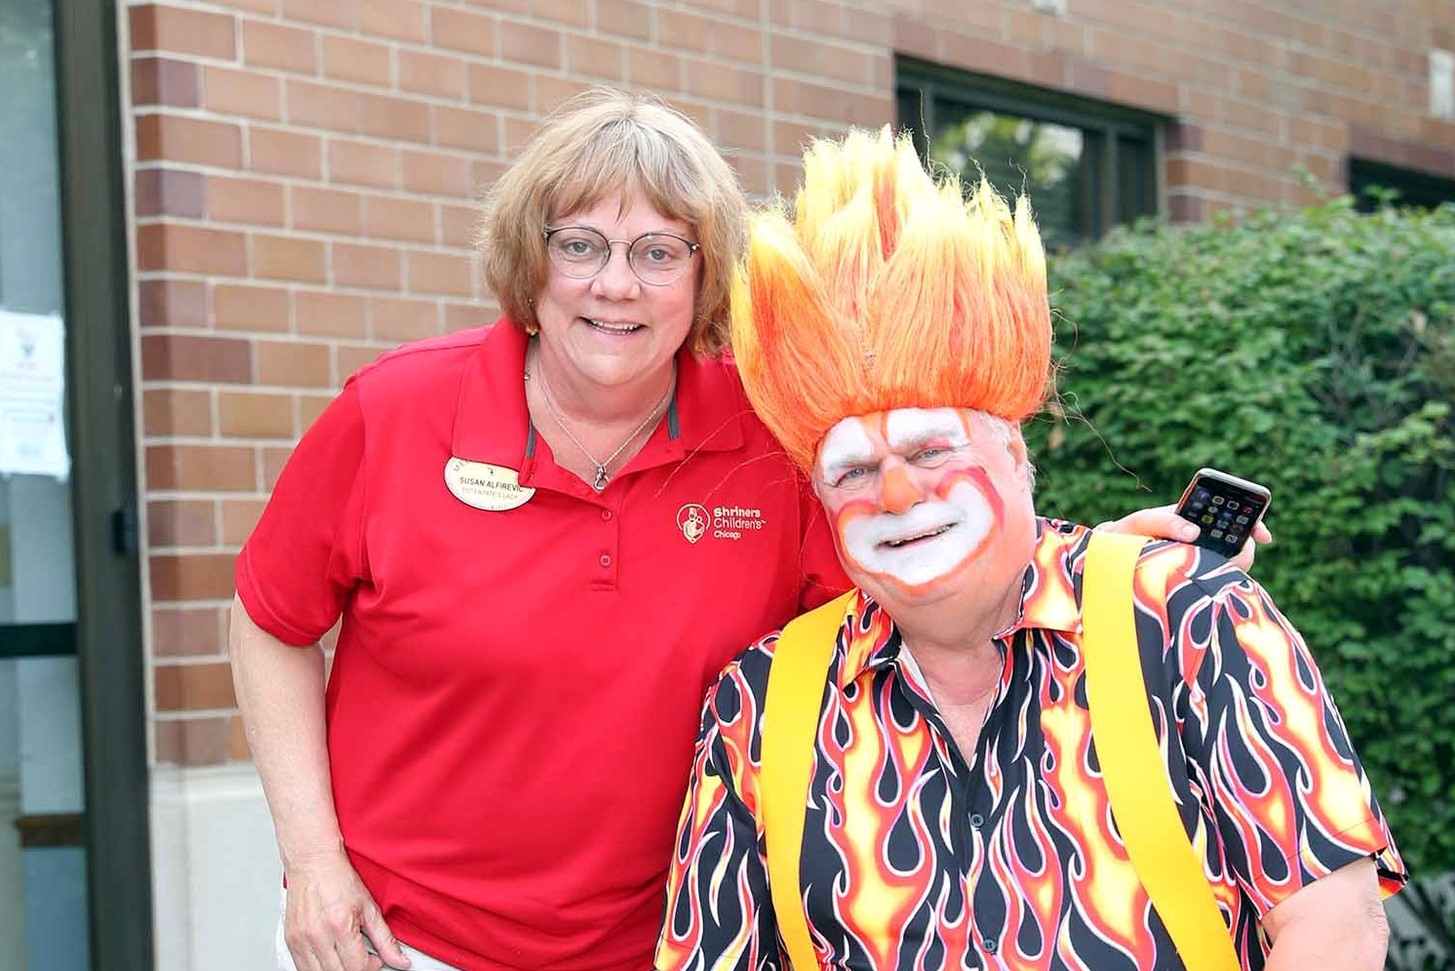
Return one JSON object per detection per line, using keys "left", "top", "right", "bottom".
{"left": 1190, "top": 578, "right": 1407, "bottom": 913}
{"left": 656, "top": 671, "right": 786, "bottom": 971}
{"left": 234, "top": 378, "right": 370, "bottom": 646}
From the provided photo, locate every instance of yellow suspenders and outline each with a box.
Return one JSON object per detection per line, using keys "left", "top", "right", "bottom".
{"left": 760, "top": 533, "right": 1239, "bottom": 970}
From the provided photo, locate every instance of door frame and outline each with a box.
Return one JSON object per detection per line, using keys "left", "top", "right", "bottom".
{"left": 51, "top": 0, "right": 153, "bottom": 967}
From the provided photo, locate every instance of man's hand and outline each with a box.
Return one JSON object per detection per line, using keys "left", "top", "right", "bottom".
{"left": 283, "top": 849, "right": 412, "bottom": 971}
{"left": 1097, "top": 503, "right": 1272, "bottom": 573}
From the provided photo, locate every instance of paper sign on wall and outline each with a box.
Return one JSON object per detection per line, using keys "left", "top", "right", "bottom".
{"left": 0, "top": 310, "right": 69, "bottom": 480}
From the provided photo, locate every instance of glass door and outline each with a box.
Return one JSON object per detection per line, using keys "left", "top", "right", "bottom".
{"left": 0, "top": 0, "right": 91, "bottom": 967}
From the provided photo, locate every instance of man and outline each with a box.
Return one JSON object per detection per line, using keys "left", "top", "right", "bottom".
{"left": 654, "top": 130, "right": 1403, "bottom": 970}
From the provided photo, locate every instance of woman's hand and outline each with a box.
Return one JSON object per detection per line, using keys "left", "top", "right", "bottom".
{"left": 1097, "top": 503, "right": 1272, "bottom": 574}
{"left": 283, "top": 848, "right": 411, "bottom": 971}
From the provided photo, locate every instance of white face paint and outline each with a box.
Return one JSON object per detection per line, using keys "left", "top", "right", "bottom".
{"left": 817, "top": 409, "right": 1001, "bottom": 591}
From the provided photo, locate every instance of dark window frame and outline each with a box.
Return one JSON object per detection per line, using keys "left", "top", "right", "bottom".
{"left": 50, "top": 0, "right": 153, "bottom": 967}
{"left": 896, "top": 56, "right": 1166, "bottom": 242}
{"left": 1348, "top": 157, "right": 1455, "bottom": 212}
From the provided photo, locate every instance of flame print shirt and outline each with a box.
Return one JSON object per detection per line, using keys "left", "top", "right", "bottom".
{"left": 655, "top": 520, "right": 1405, "bottom": 971}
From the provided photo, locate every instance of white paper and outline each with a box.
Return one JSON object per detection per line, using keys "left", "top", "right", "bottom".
{"left": 0, "top": 310, "right": 69, "bottom": 479}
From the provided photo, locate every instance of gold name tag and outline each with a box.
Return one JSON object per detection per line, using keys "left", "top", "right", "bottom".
{"left": 444, "top": 458, "right": 535, "bottom": 511}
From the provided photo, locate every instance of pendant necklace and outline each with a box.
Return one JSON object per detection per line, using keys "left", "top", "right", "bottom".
{"left": 527, "top": 349, "right": 674, "bottom": 492}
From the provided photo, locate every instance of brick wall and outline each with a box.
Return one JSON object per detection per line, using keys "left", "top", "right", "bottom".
{"left": 130, "top": 0, "right": 1454, "bottom": 766}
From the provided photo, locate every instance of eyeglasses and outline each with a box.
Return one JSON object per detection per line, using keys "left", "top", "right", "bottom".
{"left": 543, "top": 226, "right": 700, "bottom": 287}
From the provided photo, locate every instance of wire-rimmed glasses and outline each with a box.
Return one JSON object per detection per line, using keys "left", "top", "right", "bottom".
{"left": 543, "top": 226, "right": 700, "bottom": 287}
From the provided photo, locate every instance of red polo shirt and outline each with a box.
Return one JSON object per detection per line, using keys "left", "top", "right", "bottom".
{"left": 235, "top": 320, "right": 847, "bottom": 971}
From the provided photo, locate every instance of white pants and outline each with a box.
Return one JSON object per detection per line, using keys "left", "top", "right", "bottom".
{"left": 275, "top": 891, "right": 465, "bottom": 971}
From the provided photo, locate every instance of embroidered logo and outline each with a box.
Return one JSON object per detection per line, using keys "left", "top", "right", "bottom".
{"left": 677, "top": 504, "right": 710, "bottom": 544}
{"left": 677, "top": 502, "right": 767, "bottom": 543}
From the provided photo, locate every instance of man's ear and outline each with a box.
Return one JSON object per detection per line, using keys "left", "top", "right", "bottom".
{"left": 1006, "top": 426, "right": 1030, "bottom": 479}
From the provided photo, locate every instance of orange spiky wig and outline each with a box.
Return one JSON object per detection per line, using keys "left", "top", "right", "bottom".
{"left": 731, "top": 128, "right": 1052, "bottom": 472}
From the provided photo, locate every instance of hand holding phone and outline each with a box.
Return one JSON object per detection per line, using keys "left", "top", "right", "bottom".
{"left": 1174, "top": 468, "right": 1271, "bottom": 558}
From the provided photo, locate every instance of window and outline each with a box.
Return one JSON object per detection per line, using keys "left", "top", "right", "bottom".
{"left": 897, "top": 58, "right": 1163, "bottom": 246}
{"left": 1349, "top": 158, "right": 1455, "bottom": 212}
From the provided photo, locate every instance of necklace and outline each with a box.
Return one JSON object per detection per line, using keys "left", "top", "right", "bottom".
{"left": 527, "top": 350, "right": 675, "bottom": 492}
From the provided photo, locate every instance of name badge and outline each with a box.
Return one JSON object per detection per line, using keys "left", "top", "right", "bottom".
{"left": 444, "top": 458, "right": 534, "bottom": 511}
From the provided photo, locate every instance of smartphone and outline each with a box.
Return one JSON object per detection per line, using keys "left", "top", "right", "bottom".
{"left": 1174, "top": 467, "right": 1271, "bottom": 558}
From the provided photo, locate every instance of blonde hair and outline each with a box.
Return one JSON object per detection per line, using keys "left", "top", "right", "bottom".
{"left": 731, "top": 128, "right": 1053, "bottom": 471}
{"left": 477, "top": 87, "right": 747, "bottom": 355}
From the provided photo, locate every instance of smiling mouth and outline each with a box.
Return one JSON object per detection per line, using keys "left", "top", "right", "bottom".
{"left": 586, "top": 318, "right": 644, "bottom": 335}
{"left": 881, "top": 523, "right": 955, "bottom": 549}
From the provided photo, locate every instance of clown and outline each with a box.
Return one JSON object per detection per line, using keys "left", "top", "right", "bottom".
{"left": 655, "top": 130, "right": 1403, "bottom": 971}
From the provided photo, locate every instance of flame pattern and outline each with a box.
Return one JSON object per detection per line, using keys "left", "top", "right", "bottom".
{"left": 656, "top": 520, "right": 1404, "bottom": 971}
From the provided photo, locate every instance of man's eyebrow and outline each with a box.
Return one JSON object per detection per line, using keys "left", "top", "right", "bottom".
{"left": 819, "top": 449, "right": 877, "bottom": 477}
{"left": 885, "top": 421, "right": 964, "bottom": 451}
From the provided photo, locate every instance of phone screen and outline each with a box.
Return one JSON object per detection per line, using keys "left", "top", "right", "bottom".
{"left": 1176, "top": 473, "right": 1270, "bottom": 557}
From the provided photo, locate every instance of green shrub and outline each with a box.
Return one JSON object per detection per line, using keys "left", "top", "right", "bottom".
{"left": 1030, "top": 199, "right": 1455, "bottom": 912}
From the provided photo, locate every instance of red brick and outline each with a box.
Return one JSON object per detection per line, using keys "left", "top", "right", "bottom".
{"left": 323, "top": 35, "right": 394, "bottom": 87}
{"left": 466, "top": 64, "right": 531, "bottom": 110}
{"left": 142, "top": 334, "right": 253, "bottom": 383}
{"left": 533, "top": 77, "right": 594, "bottom": 116}
{"left": 445, "top": 302, "right": 485, "bottom": 332}
{"left": 136, "top": 114, "right": 243, "bottom": 168}
{"left": 364, "top": 195, "right": 435, "bottom": 243}
{"left": 402, "top": 149, "right": 473, "bottom": 197}
{"left": 154, "top": 717, "right": 231, "bottom": 766}
{"left": 529, "top": 0, "right": 586, "bottom": 25}
{"left": 685, "top": 59, "right": 764, "bottom": 106}
{"left": 203, "top": 66, "right": 282, "bottom": 121}
{"left": 218, "top": 390, "right": 295, "bottom": 438}
{"left": 439, "top": 203, "right": 476, "bottom": 248}
{"left": 143, "top": 388, "right": 213, "bottom": 437}
{"left": 371, "top": 296, "right": 440, "bottom": 342}
{"left": 658, "top": 10, "right": 713, "bottom": 55}
{"left": 360, "top": 0, "right": 427, "bottom": 42}
{"left": 252, "top": 234, "right": 326, "bottom": 283}
{"left": 291, "top": 185, "right": 364, "bottom": 235}
{"left": 431, "top": 7, "right": 495, "bottom": 57}
{"left": 152, "top": 607, "right": 225, "bottom": 658}
{"left": 336, "top": 343, "right": 385, "bottom": 381}
{"left": 399, "top": 50, "right": 469, "bottom": 100}
{"left": 131, "top": 57, "right": 199, "bottom": 108}
{"left": 565, "top": 35, "right": 623, "bottom": 81}
{"left": 406, "top": 251, "right": 472, "bottom": 296}
{"left": 148, "top": 499, "right": 218, "bottom": 548}
{"left": 333, "top": 243, "right": 402, "bottom": 289}
{"left": 500, "top": 21, "right": 560, "bottom": 68}
{"left": 242, "top": 19, "right": 315, "bottom": 73}
{"left": 594, "top": 0, "right": 650, "bottom": 41}
{"left": 137, "top": 224, "right": 248, "bottom": 276}
{"left": 135, "top": 168, "right": 205, "bottom": 219}
{"left": 249, "top": 128, "right": 322, "bottom": 179}
{"left": 287, "top": 80, "right": 360, "bottom": 134}
{"left": 296, "top": 291, "right": 368, "bottom": 337}
{"left": 207, "top": 175, "right": 286, "bottom": 226}
{"left": 154, "top": 661, "right": 237, "bottom": 709}
{"left": 130, "top": 4, "right": 237, "bottom": 59}
{"left": 625, "top": 47, "right": 680, "bottom": 92}
{"left": 716, "top": 108, "right": 767, "bottom": 152}
{"left": 255, "top": 339, "right": 333, "bottom": 387}
{"left": 281, "top": 0, "right": 354, "bottom": 29}
{"left": 213, "top": 284, "right": 292, "bottom": 333}
{"left": 139, "top": 279, "right": 208, "bottom": 329}
{"left": 146, "top": 445, "right": 256, "bottom": 492}
{"left": 328, "top": 139, "right": 399, "bottom": 189}
{"left": 359, "top": 93, "right": 432, "bottom": 142}
{"left": 297, "top": 395, "right": 333, "bottom": 430}
{"left": 434, "top": 106, "right": 500, "bottom": 153}
{"left": 221, "top": 498, "right": 269, "bottom": 546}
{"left": 262, "top": 446, "right": 294, "bottom": 491}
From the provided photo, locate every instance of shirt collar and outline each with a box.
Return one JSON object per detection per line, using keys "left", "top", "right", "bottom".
{"left": 451, "top": 318, "right": 747, "bottom": 486}
{"left": 832, "top": 519, "right": 1091, "bottom": 690}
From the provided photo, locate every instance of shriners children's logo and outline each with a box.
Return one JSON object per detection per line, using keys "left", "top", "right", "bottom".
{"left": 676, "top": 502, "right": 767, "bottom": 543}
{"left": 677, "top": 504, "right": 709, "bottom": 544}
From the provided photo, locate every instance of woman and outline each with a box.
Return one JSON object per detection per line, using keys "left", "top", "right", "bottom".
{"left": 231, "top": 88, "right": 1260, "bottom": 971}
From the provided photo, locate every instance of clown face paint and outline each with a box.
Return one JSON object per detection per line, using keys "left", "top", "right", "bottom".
{"left": 815, "top": 408, "right": 1024, "bottom": 596}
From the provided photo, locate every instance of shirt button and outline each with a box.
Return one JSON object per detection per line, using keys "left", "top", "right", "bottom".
{"left": 600, "top": 509, "right": 612, "bottom": 521}
{"left": 983, "top": 938, "right": 998, "bottom": 955}
{"left": 970, "top": 813, "right": 985, "bottom": 829}
{"left": 599, "top": 553, "right": 612, "bottom": 568}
